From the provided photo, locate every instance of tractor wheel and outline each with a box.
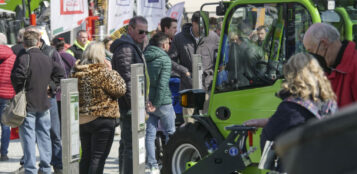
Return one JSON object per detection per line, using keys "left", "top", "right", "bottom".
{"left": 162, "top": 123, "right": 212, "bottom": 174}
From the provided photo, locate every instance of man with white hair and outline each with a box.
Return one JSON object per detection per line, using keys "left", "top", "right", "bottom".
{"left": 303, "top": 23, "right": 357, "bottom": 108}
{"left": 0, "top": 32, "right": 16, "bottom": 161}
{"left": 11, "top": 30, "right": 63, "bottom": 174}
{"left": 17, "top": 26, "right": 65, "bottom": 174}
{"left": 11, "top": 28, "right": 25, "bottom": 55}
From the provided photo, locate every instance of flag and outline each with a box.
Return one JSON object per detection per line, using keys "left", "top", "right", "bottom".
{"left": 166, "top": 2, "right": 185, "bottom": 34}
{"left": 137, "top": 0, "right": 166, "bottom": 32}
{"left": 107, "top": 0, "right": 134, "bottom": 34}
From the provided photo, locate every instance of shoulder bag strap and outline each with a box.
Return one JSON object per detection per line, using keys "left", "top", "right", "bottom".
{"left": 22, "top": 54, "right": 31, "bottom": 91}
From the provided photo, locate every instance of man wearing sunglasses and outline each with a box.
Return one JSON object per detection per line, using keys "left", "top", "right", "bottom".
{"left": 303, "top": 23, "right": 357, "bottom": 108}
{"left": 110, "top": 16, "right": 152, "bottom": 174}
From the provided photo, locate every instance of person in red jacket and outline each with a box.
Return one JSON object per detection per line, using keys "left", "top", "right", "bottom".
{"left": 0, "top": 33, "right": 16, "bottom": 161}
{"left": 303, "top": 23, "right": 357, "bottom": 108}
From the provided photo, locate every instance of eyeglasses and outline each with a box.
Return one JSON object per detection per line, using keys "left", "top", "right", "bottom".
{"left": 138, "top": 30, "right": 149, "bottom": 35}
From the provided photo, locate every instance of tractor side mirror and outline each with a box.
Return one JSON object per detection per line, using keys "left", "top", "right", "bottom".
{"left": 216, "top": 2, "right": 227, "bottom": 16}
{"left": 199, "top": 11, "right": 209, "bottom": 37}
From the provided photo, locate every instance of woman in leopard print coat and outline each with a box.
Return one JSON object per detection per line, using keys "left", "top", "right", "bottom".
{"left": 72, "top": 42, "right": 126, "bottom": 174}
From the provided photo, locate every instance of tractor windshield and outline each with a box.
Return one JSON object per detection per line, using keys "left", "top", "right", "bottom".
{"left": 215, "top": 3, "right": 312, "bottom": 93}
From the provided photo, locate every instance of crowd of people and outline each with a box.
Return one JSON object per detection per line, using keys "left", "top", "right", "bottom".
{"left": 0, "top": 12, "right": 356, "bottom": 174}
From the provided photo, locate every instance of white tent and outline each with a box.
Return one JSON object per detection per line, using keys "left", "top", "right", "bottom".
{"left": 0, "top": 8, "right": 15, "bottom": 14}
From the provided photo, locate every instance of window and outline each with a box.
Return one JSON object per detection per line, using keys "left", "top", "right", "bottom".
{"left": 215, "top": 3, "right": 312, "bottom": 93}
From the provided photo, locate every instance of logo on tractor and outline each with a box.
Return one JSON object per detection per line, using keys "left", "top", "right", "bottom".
{"left": 228, "top": 146, "right": 239, "bottom": 157}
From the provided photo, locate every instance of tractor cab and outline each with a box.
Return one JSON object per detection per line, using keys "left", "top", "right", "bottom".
{"left": 163, "top": 0, "right": 350, "bottom": 174}
{"left": 332, "top": 1, "right": 357, "bottom": 43}
{"left": 209, "top": 0, "right": 323, "bottom": 164}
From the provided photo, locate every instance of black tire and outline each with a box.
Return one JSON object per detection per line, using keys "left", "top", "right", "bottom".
{"left": 161, "top": 123, "right": 212, "bottom": 174}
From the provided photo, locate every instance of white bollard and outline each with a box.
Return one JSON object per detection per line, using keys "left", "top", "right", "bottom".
{"left": 131, "top": 63, "right": 146, "bottom": 173}
{"left": 61, "top": 78, "right": 80, "bottom": 173}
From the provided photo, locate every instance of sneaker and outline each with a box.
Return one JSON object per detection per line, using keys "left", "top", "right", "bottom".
{"left": 16, "top": 166, "right": 25, "bottom": 174}
{"left": 150, "top": 167, "right": 160, "bottom": 174}
{"left": 145, "top": 166, "right": 160, "bottom": 174}
{"left": 0, "top": 154, "right": 9, "bottom": 161}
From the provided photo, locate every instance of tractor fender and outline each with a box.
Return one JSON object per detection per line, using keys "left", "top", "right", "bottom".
{"left": 192, "top": 115, "right": 225, "bottom": 144}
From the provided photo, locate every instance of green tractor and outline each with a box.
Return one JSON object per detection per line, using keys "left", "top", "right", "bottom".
{"left": 161, "top": 0, "right": 348, "bottom": 173}
{"left": 0, "top": 0, "right": 49, "bottom": 44}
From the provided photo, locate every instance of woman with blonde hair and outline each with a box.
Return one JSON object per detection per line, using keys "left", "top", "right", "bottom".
{"left": 72, "top": 42, "right": 126, "bottom": 174}
{"left": 244, "top": 52, "right": 337, "bottom": 156}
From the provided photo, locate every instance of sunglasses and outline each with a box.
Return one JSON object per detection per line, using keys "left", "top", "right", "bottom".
{"left": 138, "top": 30, "right": 149, "bottom": 35}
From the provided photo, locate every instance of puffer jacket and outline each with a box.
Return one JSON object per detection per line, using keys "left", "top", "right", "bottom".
{"left": 169, "top": 23, "right": 218, "bottom": 90}
{"left": 110, "top": 34, "right": 150, "bottom": 111}
{"left": 73, "top": 63, "right": 126, "bottom": 124}
{"left": 0, "top": 45, "right": 16, "bottom": 99}
{"left": 144, "top": 45, "right": 172, "bottom": 107}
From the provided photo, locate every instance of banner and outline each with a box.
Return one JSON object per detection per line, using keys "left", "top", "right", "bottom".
{"left": 166, "top": 2, "right": 185, "bottom": 34}
{"left": 107, "top": 0, "right": 134, "bottom": 34}
{"left": 51, "top": 0, "right": 89, "bottom": 36}
{"left": 137, "top": 0, "right": 166, "bottom": 32}
{"left": 111, "top": 25, "right": 129, "bottom": 40}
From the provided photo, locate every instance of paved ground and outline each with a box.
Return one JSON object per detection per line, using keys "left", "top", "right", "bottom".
{"left": 0, "top": 128, "right": 120, "bottom": 174}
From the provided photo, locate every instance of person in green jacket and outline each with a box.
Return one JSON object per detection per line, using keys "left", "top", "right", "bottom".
{"left": 144, "top": 32, "right": 176, "bottom": 174}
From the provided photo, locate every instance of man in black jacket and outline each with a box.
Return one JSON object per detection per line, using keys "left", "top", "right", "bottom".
{"left": 16, "top": 26, "right": 65, "bottom": 173}
{"left": 110, "top": 16, "right": 151, "bottom": 174}
{"left": 11, "top": 30, "right": 63, "bottom": 174}
{"left": 169, "top": 11, "right": 219, "bottom": 119}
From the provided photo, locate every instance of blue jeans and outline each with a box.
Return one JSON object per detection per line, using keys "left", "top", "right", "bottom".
{"left": 49, "top": 97, "right": 63, "bottom": 169}
{"left": 19, "top": 110, "right": 52, "bottom": 174}
{"left": 0, "top": 98, "right": 10, "bottom": 156}
{"left": 118, "top": 109, "right": 133, "bottom": 174}
{"left": 145, "top": 104, "right": 176, "bottom": 168}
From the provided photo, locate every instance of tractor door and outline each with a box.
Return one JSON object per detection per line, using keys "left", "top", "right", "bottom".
{"left": 209, "top": 1, "right": 317, "bottom": 162}
{"left": 333, "top": 6, "right": 357, "bottom": 43}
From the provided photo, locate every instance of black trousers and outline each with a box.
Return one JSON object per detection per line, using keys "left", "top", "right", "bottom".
{"left": 79, "top": 117, "right": 116, "bottom": 174}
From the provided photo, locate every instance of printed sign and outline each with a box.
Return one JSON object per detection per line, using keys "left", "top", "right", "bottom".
{"left": 51, "top": 0, "right": 88, "bottom": 35}
{"left": 60, "top": 0, "right": 85, "bottom": 15}
{"left": 138, "top": 76, "right": 146, "bottom": 131}
{"left": 139, "top": 137, "right": 146, "bottom": 164}
{"left": 137, "top": 0, "right": 166, "bottom": 31}
{"left": 108, "top": 0, "right": 133, "bottom": 34}
{"left": 166, "top": 2, "right": 185, "bottom": 34}
{"left": 70, "top": 92, "right": 80, "bottom": 161}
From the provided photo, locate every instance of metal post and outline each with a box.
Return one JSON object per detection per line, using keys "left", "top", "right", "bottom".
{"left": 22, "top": 0, "right": 26, "bottom": 23}
{"left": 61, "top": 78, "right": 80, "bottom": 174}
{"left": 70, "top": 29, "right": 74, "bottom": 45}
{"left": 131, "top": 63, "right": 146, "bottom": 174}
{"left": 192, "top": 54, "right": 203, "bottom": 89}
